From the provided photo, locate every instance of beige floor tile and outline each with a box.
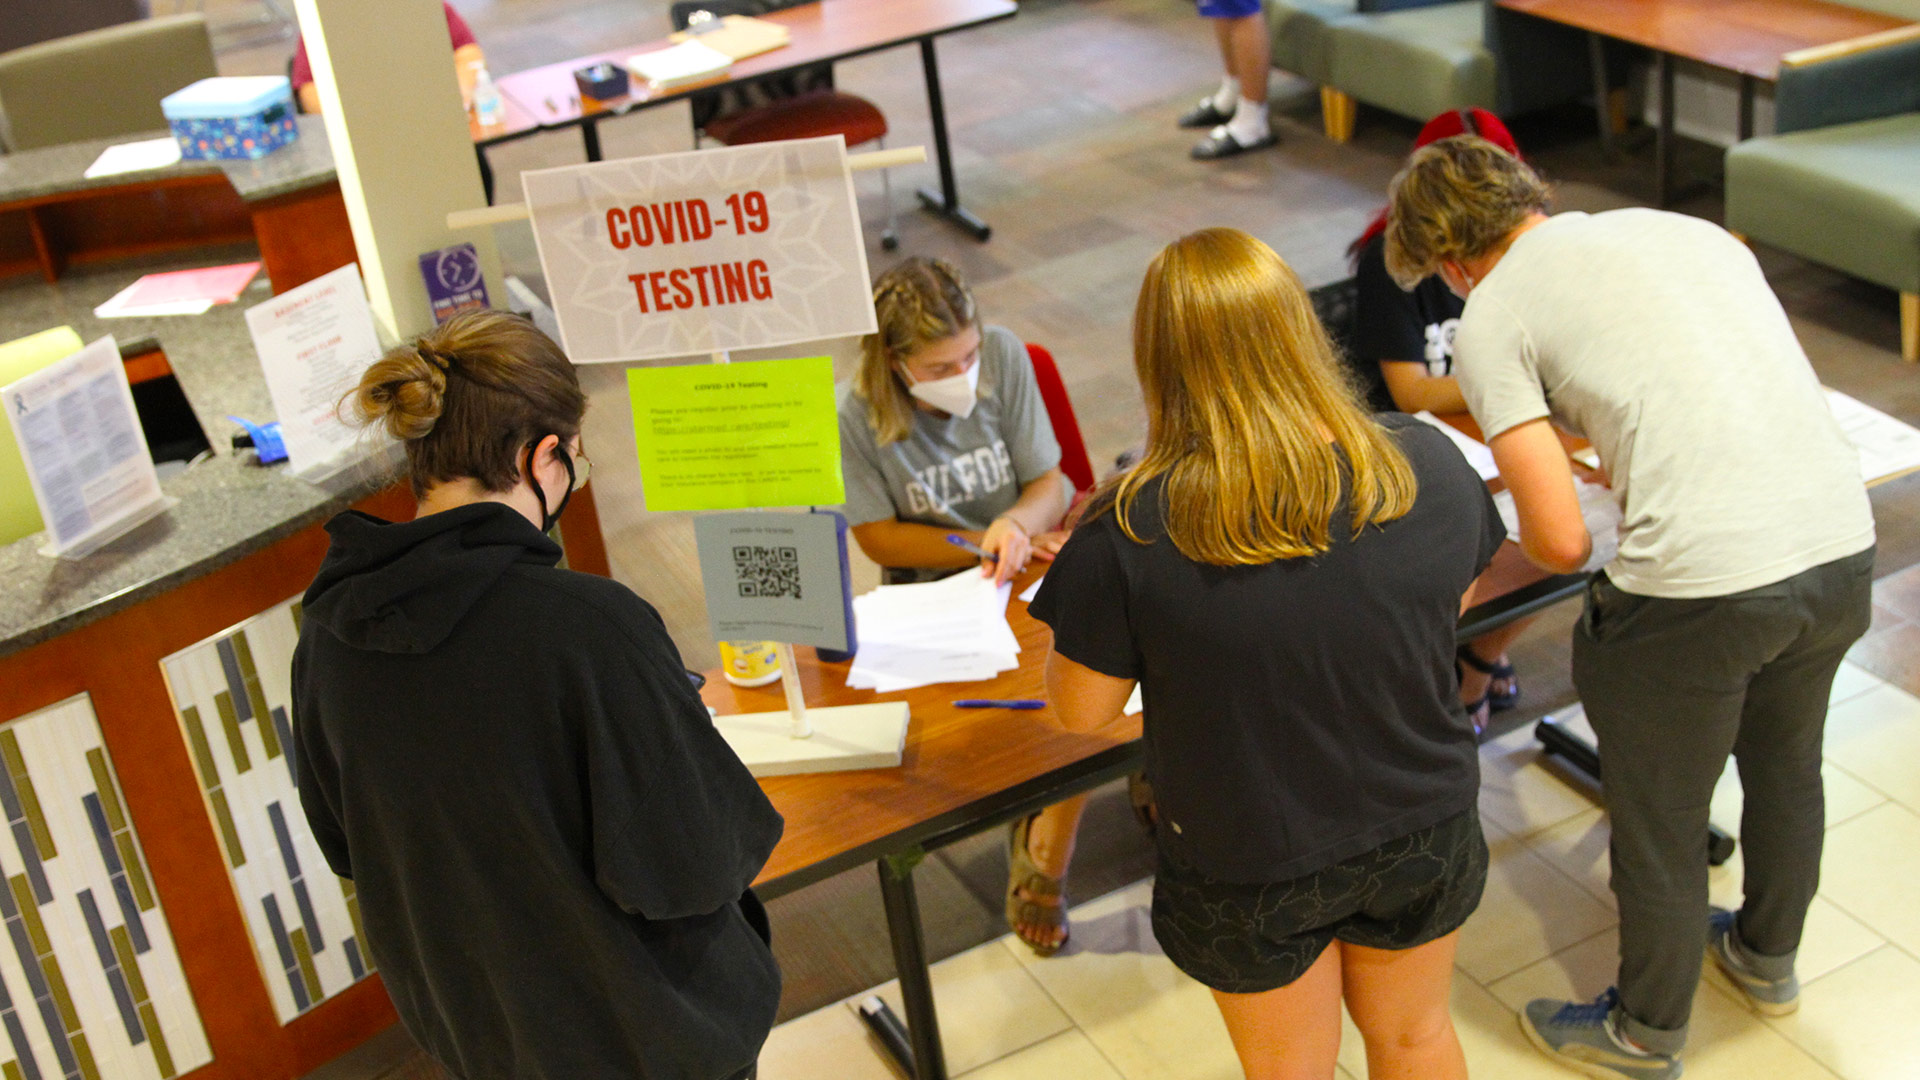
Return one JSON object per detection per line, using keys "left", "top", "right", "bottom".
{"left": 955, "top": 1030, "right": 1123, "bottom": 1080}
{"left": 1335, "top": 968, "right": 1611, "bottom": 1079}
{"left": 1829, "top": 660, "right": 1883, "bottom": 707}
{"left": 1818, "top": 802, "right": 1920, "bottom": 957}
{"left": 1478, "top": 712, "right": 1602, "bottom": 840}
{"left": 757, "top": 998, "right": 906, "bottom": 1080}
{"left": 1007, "top": 882, "right": 1242, "bottom": 1080}
{"left": 1486, "top": 930, "right": 1841, "bottom": 1079}
{"left": 1825, "top": 683, "right": 1920, "bottom": 814}
{"left": 1455, "top": 822, "right": 1617, "bottom": 985}
{"left": 1768, "top": 946, "right": 1920, "bottom": 1080}
{"left": 1520, "top": 807, "right": 1888, "bottom": 984}
{"left": 866, "top": 939, "right": 1073, "bottom": 1077}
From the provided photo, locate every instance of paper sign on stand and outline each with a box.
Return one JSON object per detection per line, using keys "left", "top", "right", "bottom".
{"left": 627, "top": 355, "right": 843, "bottom": 511}
{"left": 0, "top": 327, "right": 86, "bottom": 546}
{"left": 2, "top": 336, "right": 173, "bottom": 557}
{"left": 693, "top": 510, "right": 904, "bottom": 776}
{"left": 522, "top": 136, "right": 876, "bottom": 364}
{"left": 245, "top": 263, "right": 386, "bottom": 481}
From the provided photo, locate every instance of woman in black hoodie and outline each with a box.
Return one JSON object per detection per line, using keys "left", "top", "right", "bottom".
{"left": 291, "top": 311, "right": 782, "bottom": 1080}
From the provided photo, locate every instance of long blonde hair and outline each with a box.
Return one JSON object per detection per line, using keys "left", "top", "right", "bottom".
{"left": 1090, "top": 228, "right": 1417, "bottom": 565}
{"left": 856, "top": 258, "right": 977, "bottom": 445}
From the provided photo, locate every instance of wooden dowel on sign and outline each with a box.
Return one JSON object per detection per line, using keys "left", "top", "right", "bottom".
{"left": 444, "top": 145, "right": 929, "bottom": 231}
{"left": 774, "top": 642, "right": 811, "bottom": 738}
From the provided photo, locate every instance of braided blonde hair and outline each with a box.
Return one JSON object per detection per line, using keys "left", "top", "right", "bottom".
{"left": 348, "top": 310, "right": 585, "bottom": 497}
{"left": 857, "top": 258, "right": 977, "bottom": 445}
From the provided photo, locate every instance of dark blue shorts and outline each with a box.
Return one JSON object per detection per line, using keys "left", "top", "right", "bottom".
{"left": 1196, "top": 0, "right": 1263, "bottom": 19}
{"left": 1151, "top": 808, "right": 1488, "bottom": 994}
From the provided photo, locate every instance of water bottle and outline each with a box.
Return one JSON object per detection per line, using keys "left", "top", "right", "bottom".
{"left": 472, "top": 66, "right": 505, "bottom": 127}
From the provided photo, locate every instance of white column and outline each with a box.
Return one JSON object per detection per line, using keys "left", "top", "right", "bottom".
{"left": 291, "top": 0, "right": 502, "bottom": 341}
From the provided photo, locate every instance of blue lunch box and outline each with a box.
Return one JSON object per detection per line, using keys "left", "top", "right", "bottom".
{"left": 161, "top": 76, "right": 298, "bottom": 161}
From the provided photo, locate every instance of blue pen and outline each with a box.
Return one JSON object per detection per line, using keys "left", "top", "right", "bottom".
{"left": 945, "top": 533, "right": 996, "bottom": 562}
{"left": 953, "top": 699, "right": 1046, "bottom": 710}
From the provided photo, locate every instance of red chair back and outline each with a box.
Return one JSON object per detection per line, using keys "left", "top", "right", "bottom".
{"left": 1024, "top": 342, "right": 1095, "bottom": 494}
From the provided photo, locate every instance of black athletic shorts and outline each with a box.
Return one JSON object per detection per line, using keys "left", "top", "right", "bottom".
{"left": 1151, "top": 808, "right": 1488, "bottom": 994}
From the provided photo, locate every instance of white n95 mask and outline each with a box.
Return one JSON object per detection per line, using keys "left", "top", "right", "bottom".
{"left": 904, "top": 362, "right": 981, "bottom": 419}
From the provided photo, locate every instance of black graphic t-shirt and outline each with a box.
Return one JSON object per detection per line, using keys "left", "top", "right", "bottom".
{"left": 1346, "top": 234, "right": 1465, "bottom": 413}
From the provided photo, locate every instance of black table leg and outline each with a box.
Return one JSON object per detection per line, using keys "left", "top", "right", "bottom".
{"left": 1589, "top": 33, "right": 1616, "bottom": 161}
{"left": 1655, "top": 51, "right": 1675, "bottom": 206}
{"left": 914, "top": 37, "right": 991, "bottom": 242}
{"left": 1737, "top": 74, "right": 1756, "bottom": 142}
{"left": 476, "top": 147, "right": 495, "bottom": 205}
{"left": 877, "top": 851, "right": 949, "bottom": 1080}
{"left": 1535, "top": 717, "right": 1738, "bottom": 866}
{"left": 582, "top": 119, "right": 604, "bottom": 163}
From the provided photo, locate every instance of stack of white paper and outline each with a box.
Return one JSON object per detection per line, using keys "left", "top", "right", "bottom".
{"left": 847, "top": 572, "right": 1020, "bottom": 692}
{"left": 83, "top": 137, "right": 182, "bottom": 179}
{"left": 1492, "top": 477, "right": 1622, "bottom": 574}
{"left": 1413, "top": 411, "right": 1500, "bottom": 482}
{"left": 627, "top": 40, "right": 733, "bottom": 89}
{"left": 1825, "top": 388, "right": 1920, "bottom": 486}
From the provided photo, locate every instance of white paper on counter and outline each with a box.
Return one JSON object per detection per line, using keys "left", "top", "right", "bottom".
{"left": 92, "top": 280, "right": 214, "bottom": 319}
{"left": 83, "top": 137, "right": 182, "bottom": 179}
{"left": 246, "top": 264, "right": 386, "bottom": 480}
{"left": 846, "top": 572, "right": 1019, "bottom": 692}
{"left": 1, "top": 335, "right": 171, "bottom": 555}
{"left": 1413, "top": 411, "right": 1500, "bottom": 482}
{"left": 1493, "top": 477, "right": 1622, "bottom": 574}
{"left": 1124, "top": 683, "right": 1142, "bottom": 717}
{"left": 1825, "top": 388, "right": 1920, "bottom": 487}
{"left": 1018, "top": 576, "right": 1043, "bottom": 603}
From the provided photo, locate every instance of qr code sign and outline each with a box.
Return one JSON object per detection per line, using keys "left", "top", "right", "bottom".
{"left": 734, "top": 545, "right": 801, "bottom": 599}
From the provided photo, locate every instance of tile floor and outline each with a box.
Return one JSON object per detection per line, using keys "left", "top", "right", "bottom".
{"left": 760, "top": 661, "right": 1920, "bottom": 1080}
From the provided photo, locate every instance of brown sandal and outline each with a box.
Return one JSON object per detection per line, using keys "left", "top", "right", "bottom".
{"left": 1006, "top": 812, "right": 1069, "bottom": 957}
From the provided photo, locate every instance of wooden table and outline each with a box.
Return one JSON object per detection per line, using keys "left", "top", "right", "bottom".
{"left": 706, "top": 430, "right": 1591, "bottom": 1080}
{"left": 493, "top": 0, "right": 1018, "bottom": 241}
{"left": 1495, "top": 0, "right": 1910, "bottom": 204}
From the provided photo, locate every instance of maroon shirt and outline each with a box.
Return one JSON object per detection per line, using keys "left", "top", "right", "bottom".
{"left": 290, "top": 2, "right": 477, "bottom": 90}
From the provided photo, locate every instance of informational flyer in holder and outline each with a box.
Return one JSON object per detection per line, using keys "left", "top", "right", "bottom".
{"left": 245, "top": 263, "right": 386, "bottom": 481}
{"left": 693, "top": 511, "right": 852, "bottom": 651}
{"left": 523, "top": 136, "right": 877, "bottom": 363}
{"left": 628, "top": 355, "right": 844, "bottom": 511}
{"left": 2, "top": 336, "right": 173, "bottom": 557}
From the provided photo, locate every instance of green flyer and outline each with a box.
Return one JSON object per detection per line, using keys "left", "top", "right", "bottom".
{"left": 627, "top": 355, "right": 845, "bottom": 512}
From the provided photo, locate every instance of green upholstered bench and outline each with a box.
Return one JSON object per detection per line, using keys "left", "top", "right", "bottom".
{"left": 1274, "top": 0, "right": 1586, "bottom": 141}
{"left": 1725, "top": 26, "right": 1920, "bottom": 362}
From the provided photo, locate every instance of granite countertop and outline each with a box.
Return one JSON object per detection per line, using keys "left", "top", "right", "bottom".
{"left": 0, "top": 115, "right": 337, "bottom": 206}
{"left": 0, "top": 245, "right": 395, "bottom": 659}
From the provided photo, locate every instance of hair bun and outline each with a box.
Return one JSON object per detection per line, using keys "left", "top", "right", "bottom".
{"left": 351, "top": 346, "right": 448, "bottom": 441}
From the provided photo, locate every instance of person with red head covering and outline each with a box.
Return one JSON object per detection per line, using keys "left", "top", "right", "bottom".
{"left": 1347, "top": 109, "right": 1520, "bottom": 417}
{"left": 1347, "top": 110, "right": 1528, "bottom": 735}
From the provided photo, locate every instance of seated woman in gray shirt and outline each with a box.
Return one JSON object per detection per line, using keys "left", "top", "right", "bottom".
{"left": 837, "top": 257, "right": 1078, "bottom": 955}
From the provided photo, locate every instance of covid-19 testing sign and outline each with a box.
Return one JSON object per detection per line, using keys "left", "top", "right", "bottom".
{"left": 522, "top": 136, "right": 877, "bottom": 363}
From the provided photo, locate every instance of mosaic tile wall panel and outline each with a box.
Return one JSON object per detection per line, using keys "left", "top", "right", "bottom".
{"left": 0, "top": 694, "right": 213, "bottom": 1080}
{"left": 160, "top": 598, "right": 373, "bottom": 1025}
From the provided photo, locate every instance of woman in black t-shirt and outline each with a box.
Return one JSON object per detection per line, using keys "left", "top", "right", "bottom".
{"left": 1348, "top": 108, "right": 1529, "bottom": 733}
{"left": 1031, "top": 229, "right": 1501, "bottom": 1080}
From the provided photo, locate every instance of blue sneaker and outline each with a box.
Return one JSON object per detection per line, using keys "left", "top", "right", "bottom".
{"left": 1705, "top": 907, "right": 1800, "bottom": 1016}
{"left": 1519, "top": 989, "right": 1681, "bottom": 1079}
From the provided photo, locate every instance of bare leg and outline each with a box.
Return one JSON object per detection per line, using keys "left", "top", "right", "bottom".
{"left": 1341, "top": 932, "right": 1467, "bottom": 1080}
{"left": 1224, "top": 12, "right": 1270, "bottom": 106}
{"left": 1012, "top": 795, "right": 1088, "bottom": 951}
{"left": 1211, "top": 944, "right": 1345, "bottom": 1080}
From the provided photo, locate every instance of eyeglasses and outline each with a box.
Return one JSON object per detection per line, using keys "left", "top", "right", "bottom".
{"left": 526, "top": 439, "right": 593, "bottom": 491}
{"left": 567, "top": 448, "right": 593, "bottom": 492}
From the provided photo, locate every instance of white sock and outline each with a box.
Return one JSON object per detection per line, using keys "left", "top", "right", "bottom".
{"left": 1211, "top": 76, "right": 1237, "bottom": 114}
{"left": 1227, "top": 94, "right": 1269, "bottom": 144}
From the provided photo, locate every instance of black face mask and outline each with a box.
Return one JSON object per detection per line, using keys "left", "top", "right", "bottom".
{"left": 524, "top": 437, "right": 577, "bottom": 534}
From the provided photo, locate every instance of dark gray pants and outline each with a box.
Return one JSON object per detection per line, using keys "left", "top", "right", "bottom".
{"left": 1571, "top": 547, "right": 1874, "bottom": 1055}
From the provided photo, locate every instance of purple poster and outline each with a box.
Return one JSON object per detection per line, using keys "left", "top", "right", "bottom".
{"left": 418, "top": 243, "right": 491, "bottom": 324}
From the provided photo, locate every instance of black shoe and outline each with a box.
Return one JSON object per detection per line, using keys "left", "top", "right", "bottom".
{"left": 1190, "top": 126, "right": 1279, "bottom": 160}
{"left": 1177, "top": 97, "right": 1233, "bottom": 130}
